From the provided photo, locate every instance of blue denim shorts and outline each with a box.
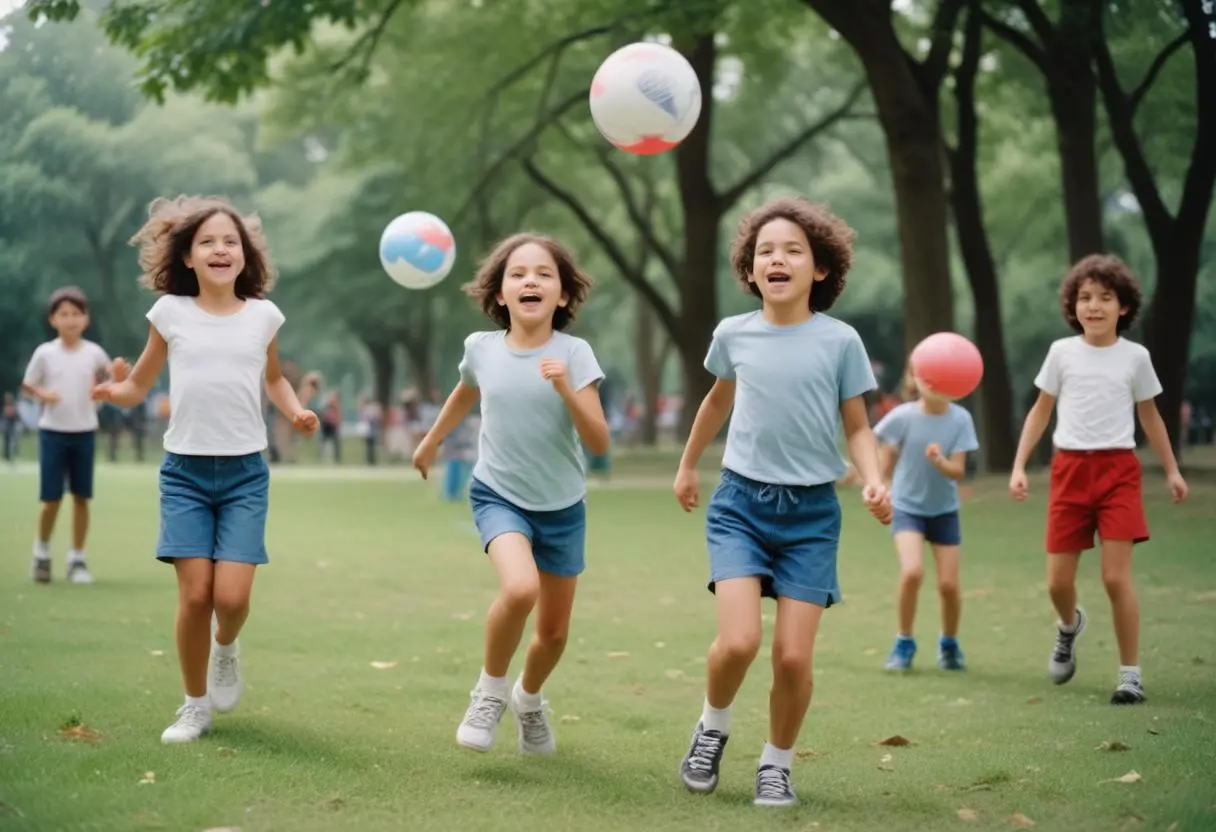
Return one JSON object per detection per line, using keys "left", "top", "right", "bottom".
{"left": 38, "top": 429, "right": 96, "bottom": 501}
{"left": 469, "top": 477, "right": 586, "bottom": 577}
{"left": 156, "top": 452, "right": 270, "bottom": 565}
{"left": 705, "top": 468, "right": 842, "bottom": 607}
{"left": 892, "top": 509, "right": 962, "bottom": 546}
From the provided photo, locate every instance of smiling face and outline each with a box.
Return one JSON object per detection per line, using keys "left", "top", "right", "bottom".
{"left": 183, "top": 211, "right": 246, "bottom": 292}
{"left": 48, "top": 299, "right": 89, "bottom": 342}
{"left": 496, "top": 242, "right": 568, "bottom": 330}
{"left": 1074, "top": 277, "right": 1126, "bottom": 342}
{"left": 748, "top": 218, "right": 826, "bottom": 308}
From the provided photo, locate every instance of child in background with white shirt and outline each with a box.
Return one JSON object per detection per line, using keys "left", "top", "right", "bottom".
{"left": 22, "top": 286, "right": 119, "bottom": 585}
{"left": 1010, "top": 254, "right": 1187, "bottom": 706}
{"left": 93, "top": 196, "right": 319, "bottom": 743}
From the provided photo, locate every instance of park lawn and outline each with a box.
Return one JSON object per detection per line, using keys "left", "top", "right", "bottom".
{"left": 0, "top": 458, "right": 1214, "bottom": 832}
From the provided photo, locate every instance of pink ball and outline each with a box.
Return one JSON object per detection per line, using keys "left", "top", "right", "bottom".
{"left": 909, "top": 332, "right": 984, "bottom": 401}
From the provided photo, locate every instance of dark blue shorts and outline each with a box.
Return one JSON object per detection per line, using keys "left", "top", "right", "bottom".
{"left": 891, "top": 509, "right": 962, "bottom": 546}
{"left": 156, "top": 452, "right": 271, "bottom": 565}
{"left": 38, "top": 429, "right": 96, "bottom": 502}
{"left": 469, "top": 477, "right": 586, "bottom": 577}
{"left": 705, "top": 469, "right": 842, "bottom": 607}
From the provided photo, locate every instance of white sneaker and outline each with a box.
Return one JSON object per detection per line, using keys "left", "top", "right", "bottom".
{"left": 66, "top": 560, "right": 94, "bottom": 585}
{"left": 208, "top": 641, "right": 244, "bottom": 713}
{"left": 161, "top": 703, "right": 212, "bottom": 744}
{"left": 511, "top": 686, "right": 556, "bottom": 755}
{"left": 456, "top": 688, "right": 508, "bottom": 752}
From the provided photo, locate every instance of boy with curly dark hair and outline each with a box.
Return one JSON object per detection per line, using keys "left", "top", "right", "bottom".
{"left": 672, "top": 196, "right": 891, "bottom": 807}
{"left": 1009, "top": 253, "right": 1187, "bottom": 706}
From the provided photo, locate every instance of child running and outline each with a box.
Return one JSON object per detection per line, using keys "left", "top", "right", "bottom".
{"left": 93, "top": 196, "right": 319, "bottom": 742}
{"left": 1010, "top": 254, "right": 1187, "bottom": 705}
{"left": 875, "top": 362, "right": 979, "bottom": 672}
{"left": 22, "top": 287, "right": 117, "bottom": 585}
{"left": 672, "top": 197, "right": 891, "bottom": 807}
{"left": 412, "top": 232, "right": 609, "bottom": 756}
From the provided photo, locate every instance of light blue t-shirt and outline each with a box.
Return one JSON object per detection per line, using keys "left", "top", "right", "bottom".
{"left": 705, "top": 311, "right": 877, "bottom": 486}
{"left": 459, "top": 330, "right": 605, "bottom": 511}
{"left": 874, "top": 401, "right": 979, "bottom": 516}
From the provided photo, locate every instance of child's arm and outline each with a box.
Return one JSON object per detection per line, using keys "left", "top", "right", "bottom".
{"left": 20, "top": 351, "right": 58, "bottom": 404}
{"left": 1010, "top": 391, "right": 1056, "bottom": 499}
{"left": 927, "top": 445, "right": 967, "bottom": 480}
{"left": 841, "top": 395, "right": 891, "bottom": 522}
{"left": 412, "top": 383, "right": 480, "bottom": 479}
{"left": 673, "top": 380, "right": 735, "bottom": 511}
{"left": 879, "top": 443, "right": 899, "bottom": 485}
{"left": 91, "top": 326, "right": 167, "bottom": 408}
{"left": 541, "top": 359, "right": 610, "bottom": 456}
{"left": 265, "top": 338, "right": 317, "bottom": 433}
{"left": 1136, "top": 399, "right": 1188, "bottom": 503}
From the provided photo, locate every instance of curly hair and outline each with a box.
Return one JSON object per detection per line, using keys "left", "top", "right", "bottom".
{"left": 729, "top": 196, "right": 856, "bottom": 311}
{"left": 130, "top": 195, "right": 276, "bottom": 298}
{"left": 1059, "top": 254, "right": 1142, "bottom": 334}
{"left": 48, "top": 285, "right": 89, "bottom": 316}
{"left": 463, "top": 232, "right": 592, "bottom": 331}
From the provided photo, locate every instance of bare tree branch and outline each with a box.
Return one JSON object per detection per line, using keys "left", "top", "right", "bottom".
{"left": 1129, "top": 28, "right": 1191, "bottom": 114}
{"left": 979, "top": 9, "right": 1047, "bottom": 71}
{"left": 521, "top": 156, "right": 681, "bottom": 343}
{"left": 329, "top": 0, "right": 407, "bottom": 79}
{"left": 1012, "top": 0, "right": 1055, "bottom": 48}
{"left": 923, "top": 0, "right": 968, "bottom": 85}
{"left": 719, "top": 80, "right": 867, "bottom": 208}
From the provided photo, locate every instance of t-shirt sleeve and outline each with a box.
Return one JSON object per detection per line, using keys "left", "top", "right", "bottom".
{"left": 1131, "top": 347, "right": 1163, "bottom": 402}
{"left": 263, "top": 300, "right": 286, "bottom": 343}
{"left": 838, "top": 329, "right": 877, "bottom": 402}
{"left": 1033, "top": 342, "right": 1062, "bottom": 396}
{"left": 22, "top": 346, "right": 45, "bottom": 388}
{"left": 703, "top": 324, "right": 734, "bottom": 380}
{"left": 458, "top": 333, "right": 481, "bottom": 388}
{"left": 569, "top": 339, "right": 605, "bottom": 392}
{"left": 873, "top": 406, "right": 907, "bottom": 449}
{"left": 145, "top": 296, "right": 174, "bottom": 340}
{"left": 953, "top": 409, "right": 980, "bottom": 454}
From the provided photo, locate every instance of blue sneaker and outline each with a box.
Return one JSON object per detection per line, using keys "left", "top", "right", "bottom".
{"left": 884, "top": 636, "right": 916, "bottom": 671}
{"left": 938, "top": 637, "right": 965, "bottom": 670}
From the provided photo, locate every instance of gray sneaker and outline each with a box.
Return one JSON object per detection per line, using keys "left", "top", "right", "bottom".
{"left": 754, "top": 764, "right": 797, "bottom": 807}
{"left": 31, "top": 557, "right": 51, "bottom": 584}
{"left": 679, "top": 722, "right": 729, "bottom": 793}
{"left": 1110, "top": 670, "right": 1146, "bottom": 705}
{"left": 1049, "top": 607, "right": 1087, "bottom": 684}
{"left": 456, "top": 689, "right": 507, "bottom": 752}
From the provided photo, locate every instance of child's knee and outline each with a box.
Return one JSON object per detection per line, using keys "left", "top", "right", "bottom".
{"left": 715, "top": 629, "right": 762, "bottom": 665}
{"left": 534, "top": 623, "right": 568, "bottom": 650}
{"left": 937, "top": 577, "right": 960, "bottom": 597}
{"left": 71, "top": 494, "right": 89, "bottom": 507}
{"left": 900, "top": 565, "right": 925, "bottom": 585}
{"left": 212, "top": 586, "right": 250, "bottom": 619}
{"left": 771, "top": 642, "right": 813, "bottom": 683}
{"left": 1101, "top": 568, "right": 1133, "bottom": 596}
{"left": 179, "top": 583, "right": 214, "bottom": 613}
{"left": 499, "top": 577, "right": 539, "bottom": 614}
{"left": 40, "top": 500, "right": 62, "bottom": 512}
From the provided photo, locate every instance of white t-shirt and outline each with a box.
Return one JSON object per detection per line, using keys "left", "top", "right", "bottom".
{"left": 23, "top": 338, "right": 111, "bottom": 433}
{"left": 1034, "top": 336, "right": 1162, "bottom": 450}
{"left": 148, "top": 295, "right": 285, "bottom": 455}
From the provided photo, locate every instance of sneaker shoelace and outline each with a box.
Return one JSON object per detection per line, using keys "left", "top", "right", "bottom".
{"left": 464, "top": 694, "right": 505, "bottom": 729}
{"left": 174, "top": 703, "right": 210, "bottom": 730}
{"left": 686, "top": 730, "right": 725, "bottom": 774}
{"left": 1052, "top": 628, "right": 1077, "bottom": 663}
{"left": 1116, "top": 670, "right": 1142, "bottom": 692}
{"left": 756, "top": 766, "right": 792, "bottom": 799}
{"left": 517, "top": 707, "right": 552, "bottom": 745}
{"left": 212, "top": 654, "right": 239, "bottom": 686}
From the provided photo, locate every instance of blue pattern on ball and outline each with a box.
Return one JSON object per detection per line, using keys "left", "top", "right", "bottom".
{"left": 381, "top": 235, "right": 448, "bottom": 274}
{"left": 637, "top": 70, "right": 678, "bottom": 118}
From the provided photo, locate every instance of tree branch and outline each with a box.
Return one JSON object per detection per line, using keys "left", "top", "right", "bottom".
{"left": 719, "top": 80, "right": 867, "bottom": 208}
{"left": 1129, "top": 28, "right": 1191, "bottom": 114}
{"left": 328, "top": 0, "right": 407, "bottom": 80}
{"left": 979, "top": 9, "right": 1047, "bottom": 71}
{"left": 923, "top": 0, "right": 967, "bottom": 86}
{"left": 521, "top": 156, "right": 681, "bottom": 343}
{"left": 1012, "top": 0, "right": 1056, "bottom": 48}
{"left": 589, "top": 142, "right": 682, "bottom": 279}
{"left": 1175, "top": 0, "right": 1216, "bottom": 233}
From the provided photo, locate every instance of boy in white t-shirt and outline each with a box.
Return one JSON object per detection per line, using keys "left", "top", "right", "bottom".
{"left": 21, "top": 287, "right": 120, "bottom": 585}
{"left": 1009, "top": 254, "right": 1188, "bottom": 705}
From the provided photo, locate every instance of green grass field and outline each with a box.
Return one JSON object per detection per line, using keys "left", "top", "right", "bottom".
{"left": 1, "top": 451, "right": 1214, "bottom": 831}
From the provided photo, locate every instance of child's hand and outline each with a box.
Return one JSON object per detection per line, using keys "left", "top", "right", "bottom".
{"left": 1167, "top": 471, "right": 1188, "bottom": 503}
{"left": 925, "top": 442, "right": 943, "bottom": 463}
{"left": 862, "top": 481, "right": 892, "bottom": 525}
{"left": 1009, "top": 468, "right": 1029, "bottom": 501}
{"left": 90, "top": 383, "right": 113, "bottom": 402}
{"left": 40, "top": 389, "right": 61, "bottom": 405}
{"left": 540, "top": 359, "right": 572, "bottom": 394}
{"left": 292, "top": 410, "right": 319, "bottom": 436}
{"left": 111, "top": 358, "right": 130, "bottom": 383}
{"left": 412, "top": 440, "right": 437, "bottom": 480}
{"left": 673, "top": 467, "right": 700, "bottom": 512}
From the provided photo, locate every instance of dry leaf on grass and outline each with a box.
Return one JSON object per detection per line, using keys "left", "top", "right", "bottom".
{"left": 957, "top": 808, "right": 979, "bottom": 822}
{"left": 1103, "top": 770, "right": 1143, "bottom": 784}
{"left": 795, "top": 749, "right": 818, "bottom": 761}
{"left": 878, "top": 752, "right": 894, "bottom": 771}
{"left": 1097, "top": 740, "right": 1131, "bottom": 752}
{"left": 138, "top": 771, "right": 155, "bottom": 785}
{"left": 1026, "top": 697, "right": 1042, "bottom": 705}
{"left": 217, "top": 747, "right": 235, "bottom": 757}
{"left": 653, "top": 641, "right": 666, "bottom": 648}
{"left": 877, "top": 735, "right": 911, "bottom": 747}
{"left": 559, "top": 715, "right": 580, "bottom": 723}
{"left": 369, "top": 661, "right": 397, "bottom": 670}
{"left": 607, "top": 651, "right": 630, "bottom": 659}
{"left": 58, "top": 723, "right": 102, "bottom": 743}
{"left": 1009, "top": 811, "right": 1035, "bottom": 828}
{"left": 148, "top": 650, "right": 165, "bottom": 657}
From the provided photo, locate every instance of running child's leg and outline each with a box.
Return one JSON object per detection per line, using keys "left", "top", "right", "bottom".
{"left": 210, "top": 562, "right": 256, "bottom": 713}
{"left": 514, "top": 570, "right": 577, "bottom": 754}
{"left": 163, "top": 558, "right": 215, "bottom": 744}
{"left": 1046, "top": 552, "right": 1086, "bottom": 683}
{"left": 887, "top": 528, "right": 924, "bottom": 670}
{"left": 1100, "top": 539, "right": 1144, "bottom": 704}
{"left": 931, "top": 542, "right": 963, "bottom": 669}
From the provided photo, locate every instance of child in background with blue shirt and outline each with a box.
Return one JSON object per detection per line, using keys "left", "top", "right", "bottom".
{"left": 412, "top": 232, "right": 610, "bottom": 757}
{"left": 875, "top": 363, "right": 979, "bottom": 672}
{"left": 673, "top": 197, "right": 891, "bottom": 808}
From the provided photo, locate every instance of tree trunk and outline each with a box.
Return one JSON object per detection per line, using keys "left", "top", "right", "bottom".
{"left": 672, "top": 32, "right": 721, "bottom": 438}
{"left": 1142, "top": 240, "right": 1200, "bottom": 452}
{"left": 1048, "top": 72, "right": 1105, "bottom": 262}
{"left": 365, "top": 339, "right": 394, "bottom": 413}
{"left": 635, "top": 293, "right": 664, "bottom": 446}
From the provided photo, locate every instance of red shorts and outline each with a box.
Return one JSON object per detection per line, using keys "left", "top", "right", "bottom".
{"left": 1046, "top": 449, "right": 1149, "bottom": 553}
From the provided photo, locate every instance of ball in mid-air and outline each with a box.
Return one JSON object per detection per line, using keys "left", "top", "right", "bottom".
{"left": 379, "top": 212, "right": 456, "bottom": 290}
{"left": 589, "top": 41, "right": 702, "bottom": 155}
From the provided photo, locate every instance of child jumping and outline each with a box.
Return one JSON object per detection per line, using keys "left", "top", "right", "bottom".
{"left": 875, "top": 363, "right": 979, "bottom": 672}
{"left": 22, "top": 287, "right": 116, "bottom": 585}
{"left": 93, "top": 196, "right": 318, "bottom": 743}
{"left": 1010, "top": 254, "right": 1187, "bottom": 705}
{"left": 412, "top": 232, "right": 609, "bottom": 756}
{"left": 672, "top": 197, "right": 891, "bottom": 807}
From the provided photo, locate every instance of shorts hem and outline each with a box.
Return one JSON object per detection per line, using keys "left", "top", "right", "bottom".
{"left": 772, "top": 584, "right": 840, "bottom": 608}
{"left": 481, "top": 528, "right": 533, "bottom": 554}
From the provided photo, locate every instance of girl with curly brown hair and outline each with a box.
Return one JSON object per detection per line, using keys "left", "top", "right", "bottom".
{"left": 93, "top": 195, "right": 319, "bottom": 744}
{"left": 411, "top": 232, "right": 609, "bottom": 758}
{"left": 673, "top": 196, "right": 891, "bottom": 808}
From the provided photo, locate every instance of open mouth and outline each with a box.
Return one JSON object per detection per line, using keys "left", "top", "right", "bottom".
{"left": 208, "top": 261, "right": 233, "bottom": 273}
{"left": 519, "top": 292, "right": 543, "bottom": 306}
{"left": 766, "top": 272, "right": 791, "bottom": 285}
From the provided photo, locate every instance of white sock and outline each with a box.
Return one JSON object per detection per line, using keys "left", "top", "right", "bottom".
{"left": 759, "top": 741, "right": 794, "bottom": 771}
{"left": 212, "top": 638, "right": 238, "bottom": 657}
{"left": 896, "top": 632, "right": 913, "bottom": 641}
{"left": 185, "top": 694, "right": 210, "bottom": 712}
{"left": 478, "top": 668, "right": 509, "bottom": 699}
{"left": 700, "top": 698, "right": 732, "bottom": 735}
{"left": 33, "top": 539, "right": 49, "bottom": 559}
{"left": 513, "top": 678, "right": 543, "bottom": 711}
{"left": 67, "top": 548, "right": 85, "bottom": 564}
{"left": 1059, "top": 611, "right": 1080, "bottom": 632}
{"left": 1119, "top": 665, "right": 1141, "bottom": 679}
